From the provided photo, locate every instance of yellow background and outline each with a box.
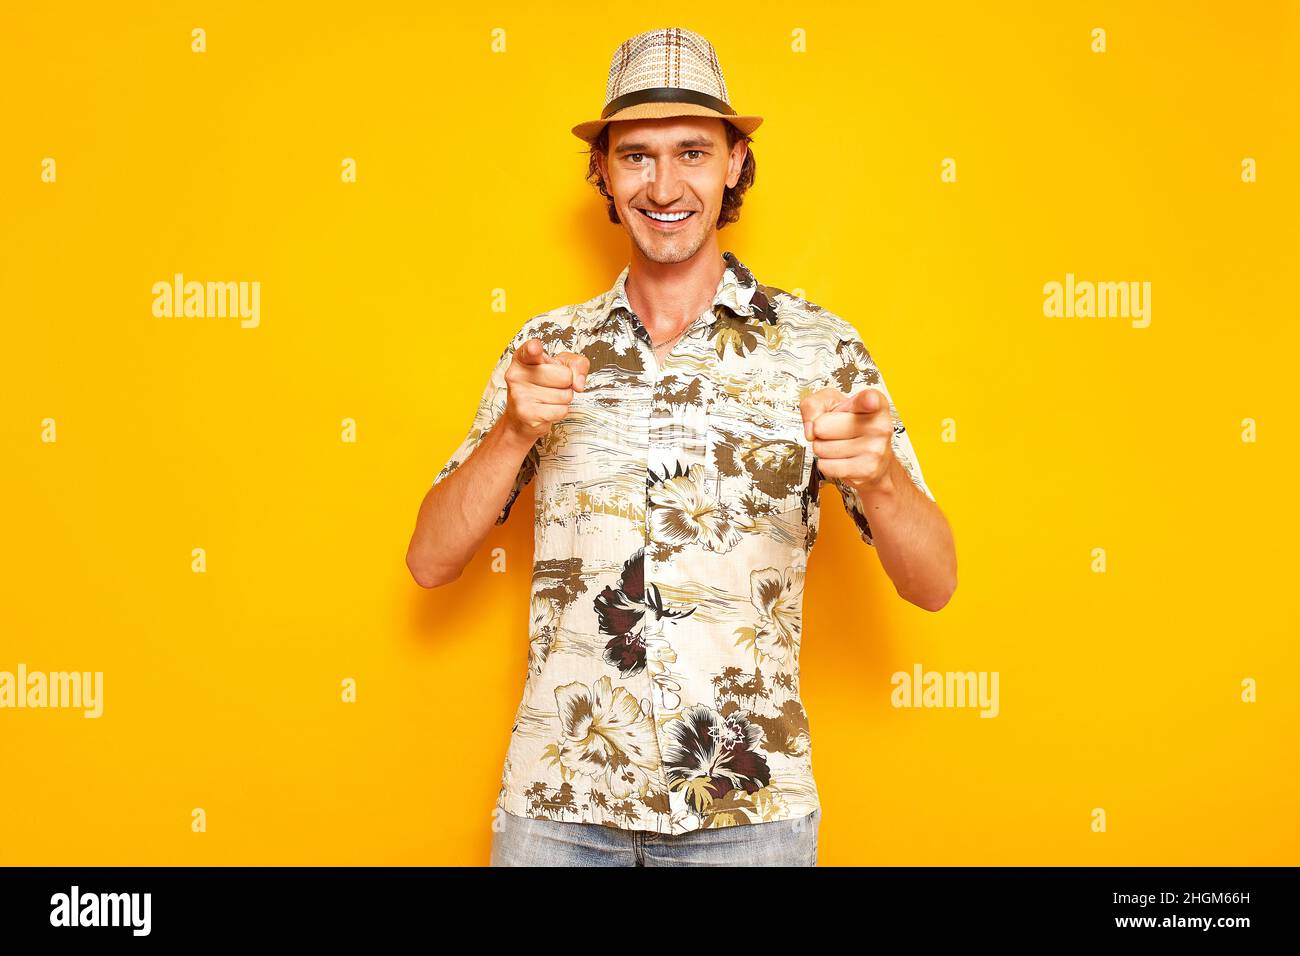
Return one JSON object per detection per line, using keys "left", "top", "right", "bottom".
{"left": 2, "top": 1, "right": 1296, "bottom": 865}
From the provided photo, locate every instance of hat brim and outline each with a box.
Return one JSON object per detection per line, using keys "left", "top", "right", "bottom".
{"left": 572, "top": 102, "right": 763, "bottom": 144}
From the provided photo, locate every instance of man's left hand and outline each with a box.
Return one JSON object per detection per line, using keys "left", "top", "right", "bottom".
{"left": 800, "top": 386, "right": 896, "bottom": 491}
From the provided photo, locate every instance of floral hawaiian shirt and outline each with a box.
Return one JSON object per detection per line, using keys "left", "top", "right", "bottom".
{"left": 433, "top": 250, "right": 934, "bottom": 834}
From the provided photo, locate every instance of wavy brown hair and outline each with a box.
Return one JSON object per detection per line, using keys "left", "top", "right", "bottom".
{"left": 584, "top": 120, "right": 756, "bottom": 230}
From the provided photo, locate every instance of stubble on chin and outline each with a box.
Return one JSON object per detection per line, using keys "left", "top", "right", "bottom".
{"left": 627, "top": 214, "right": 710, "bottom": 265}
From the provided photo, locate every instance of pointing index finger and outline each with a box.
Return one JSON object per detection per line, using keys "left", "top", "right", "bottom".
{"left": 839, "top": 386, "right": 887, "bottom": 415}
{"left": 513, "top": 338, "right": 551, "bottom": 366}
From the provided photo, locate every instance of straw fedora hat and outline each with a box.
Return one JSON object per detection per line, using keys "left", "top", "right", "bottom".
{"left": 571, "top": 27, "right": 763, "bottom": 144}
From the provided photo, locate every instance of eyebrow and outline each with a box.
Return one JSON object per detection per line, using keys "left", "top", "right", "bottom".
{"left": 613, "top": 137, "right": 716, "bottom": 156}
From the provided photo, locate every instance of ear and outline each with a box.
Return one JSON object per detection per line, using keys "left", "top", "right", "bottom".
{"left": 727, "top": 138, "right": 748, "bottom": 188}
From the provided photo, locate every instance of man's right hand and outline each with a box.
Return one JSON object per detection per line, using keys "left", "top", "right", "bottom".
{"left": 501, "top": 338, "right": 591, "bottom": 443}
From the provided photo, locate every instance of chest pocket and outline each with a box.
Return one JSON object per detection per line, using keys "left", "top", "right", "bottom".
{"left": 705, "top": 374, "right": 814, "bottom": 519}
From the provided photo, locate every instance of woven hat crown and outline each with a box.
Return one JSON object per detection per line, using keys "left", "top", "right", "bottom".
{"left": 602, "top": 28, "right": 731, "bottom": 113}
{"left": 571, "top": 27, "right": 762, "bottom": 143}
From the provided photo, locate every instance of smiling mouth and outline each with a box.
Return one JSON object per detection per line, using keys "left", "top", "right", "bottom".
{"left": 637, "top": 208, "right": 697, "bottom": 226}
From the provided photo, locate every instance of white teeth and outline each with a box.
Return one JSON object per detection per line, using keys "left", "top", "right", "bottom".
{"left": 641, "top": 209, "right": 693, "bottom": 222}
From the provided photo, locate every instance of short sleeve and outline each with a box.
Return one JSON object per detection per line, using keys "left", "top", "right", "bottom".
{"left": 818, "top": 331, "right": 934, "bottom": 547}
{"left": 431, "top": 330, "right": 540, "bottom": 526}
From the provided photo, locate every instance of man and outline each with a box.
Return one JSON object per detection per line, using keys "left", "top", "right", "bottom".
{"left": 406, "top": 27, "right": 957, "bottom": 866}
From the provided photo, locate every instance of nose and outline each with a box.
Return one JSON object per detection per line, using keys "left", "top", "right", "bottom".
{"left": 644, "top": 159, "right": 682, "bottom": 207}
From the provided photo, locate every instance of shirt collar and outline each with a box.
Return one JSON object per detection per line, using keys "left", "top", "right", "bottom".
{"left": 588, "top": 250, "right": 770, "bottom": 337}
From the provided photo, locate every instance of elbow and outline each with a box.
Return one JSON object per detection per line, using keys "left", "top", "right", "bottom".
{"left": 406, "top": 551, "right": 462, "bottom": 590}
{"left": 918, "top": 591, "right": 952, "bottom": 613}
{"left": 908, "top": 575, "right": 957, "bottom": 613}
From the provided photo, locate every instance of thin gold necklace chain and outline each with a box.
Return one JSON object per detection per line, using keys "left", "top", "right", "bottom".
{"left": 627, "top": 274, "right": 708, "bottom": 351}
{"left": 649, "top": 320, "right": 694, "bottom": 351}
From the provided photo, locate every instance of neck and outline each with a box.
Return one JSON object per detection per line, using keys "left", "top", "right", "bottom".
{"left": 625, "top": 239, "right": 725, "bottom": 336}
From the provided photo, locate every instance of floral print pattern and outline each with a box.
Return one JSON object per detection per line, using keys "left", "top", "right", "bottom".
{"left": 434, "top": 251, "right": 934, "bottom": 833}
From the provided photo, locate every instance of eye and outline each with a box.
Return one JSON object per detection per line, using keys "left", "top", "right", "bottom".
{"left": 683, "top": 150, "right": 704, "bottom": 160}
{"left": 627, "top": 153, "right": 645, "bottom": 163}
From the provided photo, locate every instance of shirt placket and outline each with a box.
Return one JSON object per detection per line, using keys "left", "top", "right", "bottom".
{"left": 622, "top": 306, "right": 713, "bottom": 832}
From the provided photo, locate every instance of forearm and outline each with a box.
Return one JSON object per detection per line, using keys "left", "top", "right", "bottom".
{"left": 850, "top": 455, "right": 957, "bottom": 611}
{"left": 406, "top": 418, "right": 537, "bottom": 588}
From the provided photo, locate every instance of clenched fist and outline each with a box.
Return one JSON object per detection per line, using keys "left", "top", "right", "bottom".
{"left": 800, "top": 386, "right": 896, "bottom": 490}
{"left": 501, "top": 338, "right": 591, "bottom": 443}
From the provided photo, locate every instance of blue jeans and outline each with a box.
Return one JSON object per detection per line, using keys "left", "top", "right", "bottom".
{"left": 490, "top": 807, "right": 820, "bottom": 866}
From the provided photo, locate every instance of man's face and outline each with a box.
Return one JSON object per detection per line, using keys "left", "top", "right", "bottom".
{"left": 598, "top": 116, "right": 747, "bottom": 265}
